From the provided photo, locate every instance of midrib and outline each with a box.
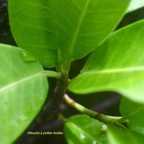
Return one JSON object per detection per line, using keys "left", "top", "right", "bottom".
{"left": 0, "top": 72, "right": 42, "bottom": 93}
{"left": 68, "top": 0, "right": 90, "bottom": 58}
{"left": 84, "top": 66, "right": 144, "bottom": 74}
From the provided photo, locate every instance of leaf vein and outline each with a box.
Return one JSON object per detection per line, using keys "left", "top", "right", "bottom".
{"left": 68, "top": 0, "right": 90, "bottom": 58}
{"left": 85, "top": 67, "right": 144, "bottom": 74}
{"left": 0, "top": 72, "right": 43, "bottom": 93}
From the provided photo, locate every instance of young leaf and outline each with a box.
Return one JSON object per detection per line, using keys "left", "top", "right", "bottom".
{"left": 127, "top": 0, "right": 144, "bottom": 13}
{"left": 8, "top": 0, "right": 130, "bottom": 69}
{"left": 68, "top": 20, "right": 144, "bottom": 103}
{"left": 120, "top": 97, "right": 144, "bottom": 127}
{"left": 0, "top": 44, "right": 48, "bottom": 144}
{"left": 107, "top": 125, "right": 144, "bottom": 144}
{"left": 64, "top": 115, "right": 108, "bottom": 144}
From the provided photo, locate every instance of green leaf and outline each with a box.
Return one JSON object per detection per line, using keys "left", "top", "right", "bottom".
{"left": 107, "top": 125, "right": 144, "bottom": 144}
{"left": 0, "top": 44, "right": 48, "bottom": 144}
{"left": 8, "top": 0, "right": 130, "bottom": 68}
{"left": 64, "top": 115, "right": 108, "bottom": 144}
{"left": 8, "top": 0, "right": 58, "bottom": 68}
{"left": 120, "top": 97, "right": 144, "bottom": 127}
{"left": 127, "top": 0, "right": 144, "bottom": 13}
{"left": 68, "top": 20, "right": 144, "bottom": 103}
{"left": 128, "top": 123, "right": 144, "bottom": 135}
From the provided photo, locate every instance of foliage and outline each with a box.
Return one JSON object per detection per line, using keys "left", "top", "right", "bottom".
{"left": 68, "top": 20, "right": 144, "bottom": 103}
{"left": 0, "top": 44, "right": 48, "bottom": 143}
{"left": 0, "top": 0, "right": 144, "bottom": 143}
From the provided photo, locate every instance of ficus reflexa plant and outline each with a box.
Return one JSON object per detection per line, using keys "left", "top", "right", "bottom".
{"left": 1, "top": 0, "right": 144, "bottom": 143}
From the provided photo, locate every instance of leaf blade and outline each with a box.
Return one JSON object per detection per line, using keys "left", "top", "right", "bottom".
{"left": 68, "top": 20, "right": 144, "bottom": 103}
{"left": 9, "top": 0, "right": 130, "bottom": 68}
{"left": 107, "top": 125, "right": 144, "bottom": 144}
{"left": 0, "top": 44, "right": 48, "bottom": 144}
{"left": 8, "top": 0, "right": 58, "bottom": 67}
{"left": 120, "top": 97, "right": 144, "bottom": 127}
{"left": 50, "top": 0, "right": 131, "bottom": 68}
{"left": 64, "top": 115, "right": 108, "bottom": 144}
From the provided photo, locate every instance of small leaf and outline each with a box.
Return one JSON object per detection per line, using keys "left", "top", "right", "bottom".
{"left": 127, "top": 0, "right": 144, "bottom": 13}
{"left": 68, "top": 20, "right": 144, "bottom": 103}
{"left": 8, "top": 0, "right": 130, "bottom": 68}
{"left": 120, "top": 97, "right": 144, "bottom": 127}
{"left": 64, "top": 115, "right": 108, "bottom": 144}
{"left": 0, "top": 44, "right": 48, "bottom": 144}
{"left": 107, "top": 125, "right": 144, "bottom": 144}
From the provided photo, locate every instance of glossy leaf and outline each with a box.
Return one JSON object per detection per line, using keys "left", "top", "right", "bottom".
{"left": 8, "top": 0, "right": 57, "bottom": 67}
{"left": 127, "top": 0, "right": 144, "bottom": 13}
{"left": 68, "top": 20, "right": 144, "bottom": 103}
{"left": 107, "top": 125, "right": 144, "bottom": 144}
{"left": 0, "top": 44, "right": 48, "bottom": 144}
{"left": 120, "top": 97, "right": 144, "bottom": 127}
{"left": 8, "top": 0, "right": 130, "bottom": 68}
{"left": 64, "top": 115, "right": 108, "bottom": 144}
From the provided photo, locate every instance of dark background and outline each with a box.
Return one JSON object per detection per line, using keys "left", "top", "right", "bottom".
{"left": 0, "top": 0, "right": 144, "bottom": 143}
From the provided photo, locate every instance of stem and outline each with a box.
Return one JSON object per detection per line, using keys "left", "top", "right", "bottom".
{"left": 64, "top": 94, "right": 123, "bottom": 125}
{"left": 43, "top": 70, "right": 61, "bottom": 79}
{"left": 46, "top": 70, "right": 68, "bottom": 114}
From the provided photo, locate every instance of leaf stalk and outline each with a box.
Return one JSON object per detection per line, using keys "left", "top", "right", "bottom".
{"left": 43, "top": 70, "right": 61, "bottom": 79}
{"left": 64, "top": 94, "right": 123, "bottom": 126}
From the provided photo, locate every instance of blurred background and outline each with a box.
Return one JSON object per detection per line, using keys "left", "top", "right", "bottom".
{"left": 0, "top": 0, "right": 144, "bottom": 143}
